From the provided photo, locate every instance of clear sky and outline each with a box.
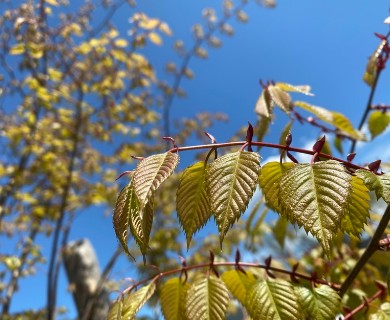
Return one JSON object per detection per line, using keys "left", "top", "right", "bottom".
{"left": 7, "top": 0, "right": 390, "bottom": 318}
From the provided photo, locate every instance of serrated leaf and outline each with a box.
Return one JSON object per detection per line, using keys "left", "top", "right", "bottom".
{"left": 160, "top": 278, "right": 190, "bottom": 320}
{"left": 341, "top": 176, "right": 370, "bottom": 238}
{"left": 254, "top": 89, "right": 274, "bottom": 118}
{"left": 368, "top": 110, "right": 390, "bottom": 139}
{"left": 122, "top": 282, "right": 156, "bottom": 319}
{"left": 268, "top": 85, "right": 292, "bottom": 114}
{"left": 206, "top": 151, "right": 261, "bottom": 244}
{"left": 245, "top": 279, "right": 302, "bottom": 320}
{"left": 186, "top": 275, "right": 230, "bottom": 320}
{"left": 275, "top": 82, "right": 314, "bottom": 96}
{"left": 258, "top": 161, "right": 295, "bottom": 213}
{"left": 133, "top": 152, "right": 179, "bottom": 210}
{"left": 129, "top": 194, "right": 154, "bottom": 260}
{"left": 221, "top": 269, "right": 257, "bottom": 306}
{"left": 113, "top": 183, "right": 136, "bottom": 259}
{"left": 369, "top": 302, "right": 390, "bottom": 320}
{"left": 279, "top": 160, "right": 351, "bottom": 255}
{"left": 108, "top": 300, "right": 123, "bottom": 320}
{"left": 356, "top": 170, "right": 390, "bottom": 204}
{"left": 295, "top": 101, "right": 366, "bottom": 141}
{"left": 294, "top": 285, "right": 341, "bottom": 320}
{"left": 176, "top": 161, "right": 211, "bottom": 249}
{"left": 273, "top": 216, "right": 289, "bottom": 248}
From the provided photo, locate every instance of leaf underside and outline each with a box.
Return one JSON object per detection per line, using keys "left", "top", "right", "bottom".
{"left": 186, "top": 275, "right": 230, "bottom": 320}
{"left": 278, "top": 160, "right": 351, "bottom": 255}
{"left": 221, "top": 269, "right": 257, "bottom": 306}
{"left": 245, "top": 279, "right": 302, "bottom": 320}
{"left": 176, "top": 161, "right": 211, "bottom": 249}
{"left": 160, "top": 277, "right": 190, "bottom": 320}
{"left": 254, "top": 89, "right": 274, "bottom": 118}
{"left": 268, "top": 85, "right": 292, "bottom": 114}
{"left": 206, "top": 151, "right": 261, "bottom": 244}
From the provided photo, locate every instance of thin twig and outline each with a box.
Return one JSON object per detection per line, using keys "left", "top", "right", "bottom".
{"left": 343, "top": 288, "right": 385, "bottom": 319}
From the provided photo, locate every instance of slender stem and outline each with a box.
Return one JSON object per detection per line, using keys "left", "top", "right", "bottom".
{"left": 343, "top": 288, "right": 385, "bottom": 319}
{"left": 339, "top": 205, "right": 390, "bottom": 296}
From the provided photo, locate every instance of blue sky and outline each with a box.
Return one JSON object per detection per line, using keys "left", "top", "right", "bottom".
{"left": 6, "top": 0, "right": 390, "bottom": 318}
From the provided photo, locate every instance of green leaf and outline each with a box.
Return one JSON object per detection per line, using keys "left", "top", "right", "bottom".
{"left": 254, "top": 115, "right": 271, "bottom": 145}
{"left": 368, "top": 110, "right": 390, "bottom": 139}
{"left": 275, "top": 82, "right": 313, "bottom": 96}
{"left": 356, "top": 170, "right": 390, "bottom": 204}
{"left": 279, "top": 160, "right": 351, "bottom": 255}
{"left": 186, "top": 275, "right": 230, "bottom": 320}
{"left": 9, "top": 43, "right": 25, "bottom": 55}
{"left": 133, "top": 152, "right": 179, "bottom": 209}
{"left": 341, "top": 176, "right": 370, "bottom": 238}
{"left": 363, "top": 40, "right": 387, "bottom": 87}
{"left": 160, "top": 277, "right": 190, "bottom": 320}
{"left": 122, "top": 282, "right": 156, "bottom": 319}
{"left": 112, "top": 183, "right": 136, "bottom": 259}
{"left": 206, "top": 151, "right": 261, "bottom": 244}
{"left": 176, "top": 162, "right": 211, "bottom": 249}
{"left": 268, "top": 85, "right": 292, "bottom": 114}
{"left": 258, "top": 161, "right": 295, "bottom": 213}
{"left": 273, "top": 216, "right": 289, "bottom": 248}
{"left": 254, "top": 89, "right": 274, "bottom": 118}
{"left": 294, "top": 285, "right": 341, "bottom": 320}
{"left": 295, "top": 101, "right": 366, "bottom": 141}
{"left": 333, "top": 136, "right": 343, "bottom": 154}
{"left": 221, "top": 269, "right": 257, "bottom": 305}
{"left": 245, "top": 279, "right": 302, "bottom": 320}
{"left": 108, "top": 300, "right": 123, "bottom": 320}
{"left": 369, "top": 302, "right": 390, "bottom": 320}
{"left": 279, "top": 121, "right": 292, "bottom": 155}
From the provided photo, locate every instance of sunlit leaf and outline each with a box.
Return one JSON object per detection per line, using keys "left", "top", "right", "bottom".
{"left": 148, "top": 32, "right": 162, "bottom": 45}
{"left": 245, "top": 279, "right": 302, "bottom": 320}
{"left": 356, "top": 170, "right": 390, "bottom": 204}
{"left": 363, "top": 40, "right": 387, "bottom": 87}
{"left": 254, "top": 115, "right": 271, "bottom": 145}
{"left": 221, "top": 269, "right": 257, "bottom": 306}
{"left": 368, "top": 110, "right": 390, "bottom": 139}
{"left": 369, "top": 302, "right": 390, "bottom": 320}
{"left": 122, "top": 282, "right": 156, "bottom": 319}
{"left": 206, "top": 151, "right": 261, "bottom": 244}
{"left": 341, "top": 176, "right": 370, "bottom": 238}
{"left": 254, "top": 89, "right": 274, "bottom": 118}
{"left": 275, "top": 82, "right": 313, "bottom": 96}
{"left": 258, "top": 161, "right": 295, "bottom": 213}
{"left": 294, "top": 285, "right": 341, "bottom": 320}
{"left": 273, "top": 216, "right": 289, "bottom": 248}
{"left": 9, "top": 43, "right": 25, "bottom": 55}
{"left": 279, "top": 121, "right": 292, "bottom": 155}
{"left": 133, "top": 152, "right": 179, "bottom": 210}
{"left": 176, "top": 161, "right": 211, "bottom": 249}
{"left": 186, "top": 275, "right": 230, "bottom": 320}
{"left": 108, "top": 300, "right": 123, "bottom": 320}
{"left": 160, "top": 278, "right": 190, "bottom": 320}
{"left": 268, "top": 85, "right": 292, "bottom": 114}
{"left": 112, "top": 183, "right": 136, "bottom": 259}
{"left": 295, "top": 101, "right": 366, "bottom": 141}
{"left": 279, "top": 160, "right": 351, "bottom": 255}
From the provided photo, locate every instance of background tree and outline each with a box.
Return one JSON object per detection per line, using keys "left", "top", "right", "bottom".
{"left": 0, "top": 1, "right": 390, "bottom": 319}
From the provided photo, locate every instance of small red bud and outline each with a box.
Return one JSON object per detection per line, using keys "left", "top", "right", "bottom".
{"left": 347, "top": 153, "right": 356, "bottom": 162}
{"left": 312, "top": 136, "right": 326, "bottom": 153}
{"left": 368, "top": 160, "right": 381, "bottom": 173}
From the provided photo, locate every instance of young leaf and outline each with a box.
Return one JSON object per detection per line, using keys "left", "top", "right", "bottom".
{"left": 254, "top": 89, "right": 274, "bottom": 118}
{"left": 294, "top": 285, "right": 341, "bottom": 320}
{"left": 279, "top": 122, "right": 292, "bottom": 155}
{"left": 108, "top": 300, "right": 123, "bottom": 320}
{"left": 294, "top": 101, "right": 366, "bottom": 141}
{"left": 268, "top": 85, "right": 292, "bottom": 114}
{"left": 273, "top": 216, "right": 289, "bottom": 248}
{"left": 112, "top": 183, "right": 136, "bottom": 258}
{"left": 221, "top": 269, "right": 257, "bottom": 306}
{"left": 341, "top": 176, "right": 370, "bottom": 238}
{"left": 185, "top": 275, "right": 230, "bottom": 320}
{"left": 363, "top": 40, "right": 387, "bottom": 87}
{"left": 129, "top": 194, "right": 154, "bottom": 260}
{"left": 133, "top": 152, "right": 179, "bottom": 209}
{"left": 122, "top": 282, "right": 156, "bottom": 319}
{"left": 275, "top": 82, "right": 313, "bottom": 96}
{"left": 279, "top": 160, "right": 351, "bottom": 255}
{"left": 254, "top": 115, "right": 271, "bottom": 145}
{"left": 245, "top": 279, "right": 303, "bottom": 320}
{"left": 206, "top": 151, "right": 261, "bottom": 244}
{"left": 160, "top": 277, "right": 190, "bottom": 320}
{"left": 368, "top": 110, "right": 390, "bottom": 139}
{"left": 258, "top": 161, "right": 295, "bottom": 213}
{"left": 176, "top": 162, "right": 211, "bottom": 249}
{"left": 356, "top": 170, "right": 390, "bottom": 204}
{"left": 369, "top": 302, "right": 390, "bottom": 320}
